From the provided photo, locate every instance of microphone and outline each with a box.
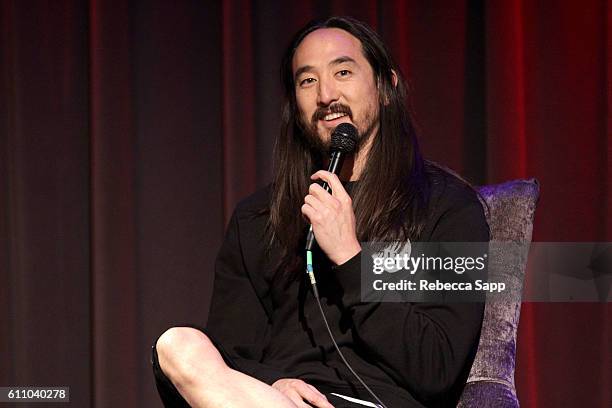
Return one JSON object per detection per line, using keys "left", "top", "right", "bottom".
{"left": 305, "top": 123, "right": 358, "bottom": 251}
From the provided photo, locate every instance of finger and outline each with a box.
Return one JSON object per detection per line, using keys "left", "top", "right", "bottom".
{"left": 308, "top": 183, "right": 341, "bottom": 209}
{"left": 287, "top": 390, "right": 310, "bottom": 408}
{"left": 304, "top": 392, "right": 333, "bottom": 408}
{"left": 305, "top": 192, "right": 336, "bottom": 222}
{"left": 311, "top": 171, "right": 350, "bottom": 202}
{"left": 301, "top": 203, "right": 319, "bottom": 224}
{"left": 305, "top": 383, "right": 325, "bottom": 396}
{"left": 305, "top": 384, "right": 334, "bottom": 408}
{"left": 285, "top": 390, "right": 308, "bottom": 408}
{"left": 304, "top": 193, "right": 325, "bottom": 211}
{"left": 294, "top": 382, "right": 334, "bottom": 408}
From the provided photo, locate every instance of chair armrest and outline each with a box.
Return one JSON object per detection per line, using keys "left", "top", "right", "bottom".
{"left": 457, "top": 381, "right": 519, "bottom": 408}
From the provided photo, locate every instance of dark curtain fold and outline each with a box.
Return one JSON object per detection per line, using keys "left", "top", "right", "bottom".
{"left": 89, "top": 1, "right": 140, "bottom": 406}
{"left": 0, "top": 0, "right": 92, "bottom": 405}
{"left": 1, "top": 0, "right": 609, "bottom": 407}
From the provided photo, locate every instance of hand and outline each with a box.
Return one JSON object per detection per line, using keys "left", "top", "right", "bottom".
{"left": 272, "top": 378, "right": 334, "bottom": 408}
{"left": 301, "top": 170, "right": 361, "bottom": 265}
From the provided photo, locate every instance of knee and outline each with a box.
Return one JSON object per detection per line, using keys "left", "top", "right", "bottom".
{"left": 156, "top": 327, "right": 216, "bottom": 382}
{"left": 157, "top": 327, "right": 211, "bottom": 356}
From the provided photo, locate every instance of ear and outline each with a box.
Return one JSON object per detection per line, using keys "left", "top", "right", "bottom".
{"left": 391, "top": 69, "right": 398, "bottom": 87}
{"left": 379, "top": 70, "right": 398, "bottom": 106}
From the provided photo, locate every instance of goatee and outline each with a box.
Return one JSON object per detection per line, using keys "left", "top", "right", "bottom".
{"left": 299, "top": 103, "right": 378, "bottom": 155}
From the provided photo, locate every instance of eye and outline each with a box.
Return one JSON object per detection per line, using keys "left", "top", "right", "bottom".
{"left": 336, "top": 69, "right": 351, "bottom": 78}
{"left": 299, "top": 77, "right": 316, "bottom": 87}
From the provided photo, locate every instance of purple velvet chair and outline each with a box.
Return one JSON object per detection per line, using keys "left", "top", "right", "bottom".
{"left": 457, "top": 179, "right": 540, "bottom": 407}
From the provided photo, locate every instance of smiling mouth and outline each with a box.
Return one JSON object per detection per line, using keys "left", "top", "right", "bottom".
{"left": 312, "top": 103, "right": 353, "bottom": 124}
{"left": 323, "top": 112, "right": 349, "bottom": 121}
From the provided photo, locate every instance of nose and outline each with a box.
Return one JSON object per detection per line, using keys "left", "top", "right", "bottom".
{"left": 317, "top": 76, "right": 340, "bottom": 106}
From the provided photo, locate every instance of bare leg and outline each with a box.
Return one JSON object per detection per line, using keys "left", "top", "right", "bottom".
{"left": 156, "top": 327, "right": 298, "bottom": 408}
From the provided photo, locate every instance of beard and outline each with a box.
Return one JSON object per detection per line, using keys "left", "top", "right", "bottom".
{"left": 298, "top": 102, "right": 379, "bottom": 154}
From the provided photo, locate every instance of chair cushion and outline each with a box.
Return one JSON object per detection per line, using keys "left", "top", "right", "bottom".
{"left": 458, "top": 179, "right": 539, "bottom": 407}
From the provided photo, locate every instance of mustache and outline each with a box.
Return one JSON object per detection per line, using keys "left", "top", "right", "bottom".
{"left": 311, "top": 103, "right": 353, "bottom": 123}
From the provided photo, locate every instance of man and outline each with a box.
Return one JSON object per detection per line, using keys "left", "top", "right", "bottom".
{"left": 153, "top": 16, "right": 489, "bottom": 408}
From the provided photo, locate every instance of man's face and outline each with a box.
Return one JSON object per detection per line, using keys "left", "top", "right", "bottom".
{"left": 292, "top": 28, "right": 380, "bottom": 151}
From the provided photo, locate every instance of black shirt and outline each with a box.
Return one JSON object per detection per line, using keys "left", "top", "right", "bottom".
{"left": 206, "top": 169, "right": 490, "bottom": 407}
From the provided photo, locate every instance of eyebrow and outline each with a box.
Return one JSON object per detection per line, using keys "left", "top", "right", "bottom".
{"left": 294, "top": 56, "right": 358, "bottom": 81}
{"left": 330, "top": 56, "right": 357, "bottom": 66}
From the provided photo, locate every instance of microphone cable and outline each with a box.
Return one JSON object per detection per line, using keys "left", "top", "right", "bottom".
{"left": 305, "top": 250, "right": 389, "bottom": 408}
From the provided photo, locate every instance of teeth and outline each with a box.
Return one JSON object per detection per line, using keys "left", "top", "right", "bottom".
{"left": 323, "top": 112, "right": 347, "bottom": 121}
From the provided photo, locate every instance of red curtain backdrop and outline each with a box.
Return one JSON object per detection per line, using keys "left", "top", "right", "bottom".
{"left": 1, "top": 1, "right": 609, "bottom": 407}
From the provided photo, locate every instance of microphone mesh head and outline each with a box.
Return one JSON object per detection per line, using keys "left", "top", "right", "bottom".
{"left": 330, "top": 123, "right": 358, "bottom": 153}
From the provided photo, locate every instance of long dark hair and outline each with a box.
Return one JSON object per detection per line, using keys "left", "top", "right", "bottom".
{"left": 268, "top": 16, "right": 430, "bottom": 279}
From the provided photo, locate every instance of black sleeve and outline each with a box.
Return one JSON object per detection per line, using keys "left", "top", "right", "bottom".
{"left": 332, "top": 196, "right": 489, "bottom": 404}
{"left": 205, "top": 209, "right": 287, "bottom": 385}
